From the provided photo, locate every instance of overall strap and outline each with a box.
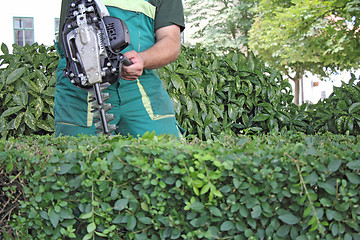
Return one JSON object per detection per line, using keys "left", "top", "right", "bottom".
{"left": 102, "top": 0, "right": 156, "bottom": 19}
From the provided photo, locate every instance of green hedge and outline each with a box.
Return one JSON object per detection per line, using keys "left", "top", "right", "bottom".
{"left": 1, "top": 133, "right": 359, "bottom": 239}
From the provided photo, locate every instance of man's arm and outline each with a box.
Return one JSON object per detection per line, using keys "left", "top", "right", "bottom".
{"left": 120, "top": 25, "right": 181, "bottom": 80}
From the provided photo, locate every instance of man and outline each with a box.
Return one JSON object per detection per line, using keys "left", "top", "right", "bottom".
{"left": 55, "top": 0, "right": 185, "bottom": 137}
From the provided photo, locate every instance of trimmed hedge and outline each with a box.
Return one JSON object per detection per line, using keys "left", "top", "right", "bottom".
{"left": 1, "top": 133, "right": 359, "bottom": 239}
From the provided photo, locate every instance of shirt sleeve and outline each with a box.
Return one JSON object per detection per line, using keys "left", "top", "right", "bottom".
{"left": 154, "top": 0, "right": 185, "bottom": 32}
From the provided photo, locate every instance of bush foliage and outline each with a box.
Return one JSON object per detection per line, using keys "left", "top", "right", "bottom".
{"left": 1, "top": 43, "right": 360, "bottom": 139}
{"left": 0, "top": 43, "right": 58, "bottom": 138}
{"left": 158, "top": 45, "right": 307, "bottom": 139}
{"left": 306, "top": 74, "right": 360, "bottom": 135}
{"left": 1, "top": 133, "right": 359, "bottom": 239}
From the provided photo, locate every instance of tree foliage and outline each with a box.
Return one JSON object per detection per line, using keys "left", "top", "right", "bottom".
{"left": 184, "top": 0, "right": 257, "bottom": 53}
{"left": 248, "top": 0, "right": 360, "bottom": 104}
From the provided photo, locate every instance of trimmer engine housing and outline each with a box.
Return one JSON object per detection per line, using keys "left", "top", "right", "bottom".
{"left": 61, "top": 0, "right": 131, "bottom": 88}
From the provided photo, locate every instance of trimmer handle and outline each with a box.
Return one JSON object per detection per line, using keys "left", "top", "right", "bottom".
{"left": 119, "top": 55, "right": 133, "bottom": 66}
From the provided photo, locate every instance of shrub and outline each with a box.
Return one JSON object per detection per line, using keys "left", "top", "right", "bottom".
{"left": 0, "top": 43, "right": 58, "bottom": 138}
{"left": 306, "top": 74, "right": 360, "bottom": 135}
{"left": 158, "top": 45, "right": 307, "bottom": 140}
{"left": 1, "top": 43, "right": 359, "bottom": 139}
{"left": 1, "top": 133, "right": 359, "bottom": 239}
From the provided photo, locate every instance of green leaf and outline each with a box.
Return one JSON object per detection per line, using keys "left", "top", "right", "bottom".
{"left": 349, "top": 102, "right": 360, "bottom": 114}
{"left": 251, "top": 205, "right": 262, "bottom": 218}
{"left": 276, "top": 224, "right": 290, "bottom": 237}
{"left": 13, "top": 90, "right": 28, "bottom": 107}
{"left": 87, "top": 222, "right": 96, "bottom": 233}
{"left": 42, "top": 87, "right": 55, "bottom": 97}
{"left": 1, "top": 43, "right": 9, "bottom": 54}
{"left": 252, "top": 113, "right": 270, "bottom": 122}
{"left": 34, "top": 97, "right": 44, "bottom": 119}
{"left": 200, "top": 183, "right": 210, "bottom": 195}
{"left": 303, "top": 205, "right": 312, "bottom": 218}
{"left": 248, "top": 54, "right": 255, "bottom": 72}
{"left": 220, "top": 221, "right": 234, "bottom": 231}
{"left": 210, "top": 206, "right": 222, "bottom": 217}
{"left": 138, "top": 217, "right": 152, "bottom": 225}
{"left": 58, "top": 164, "right": 74, "bottom": 175}
{"left": 59, "top": 208, "right": 74, "bottom": 219}
{"left": 79, "top": 212, "right": 93, "bottom": 219}
{"left": 24, "top": 109, "right": 37, "bottom": 131}
{"left": 345, "top": 172, "right": 360, "bottom": 184}
{"left": 35, "top": 69, "right": 47, "bottom": 92}
{"left": 114, "top": 199, "right": 129, "bottom": 211}
{"left": 170, "top": 73, "right": 186, "bottom": 94}
{"left": 5, "top": 161, "right": 13, "bottom": 173}
{"left": 37, "top": 119, "right": 53, "bottom": 132}
{"left": 225, "top": 57, "right": 237, "bottom": 71}
{"left": 346, "top": 160, "right": 360, "bottom": 170}
{"left": 1, "top": 106, "right": 23, "bottom": 118}
{"left": 49, "top": 208, "right": 60, "bottom": 228}
{"left": 190, "top": 201, "right": 204, "bottom": 212}
{"left": 318, "top": 182, "right": 336, "bottom": 195}
{"left": 328, "top": 159, "right": 341, "bottom": 172}
{"left": 278, "top": 213, "right": 299, "bottom": 225}
{"left": 13, "top": 112, "right": 24, "bottom": 130}
{"left": 23, "top": 77, "right": 40, "bottom": 93}
{"left": 6, "top": 67, "right": 26, "bottom": 84}
{"left": 126, "top": 215, "right": 137, "bottom": 230}
{"left": 228, "top": 104, "right": 237, "bottom": 121}
{"left": 82, "top": 233, "right": 93, "bottom": 240}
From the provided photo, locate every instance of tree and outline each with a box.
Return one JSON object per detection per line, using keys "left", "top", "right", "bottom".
{"left": 184, "top": 0, "right": 257, "bottom": 55}
{"left": 248, "top": 0, "right": 360, "bottom": 105}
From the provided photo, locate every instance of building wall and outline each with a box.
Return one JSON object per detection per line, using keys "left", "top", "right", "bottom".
{"left": 0, "top": 0, "right": 62, "bottom": 51}
{"left": 288, "top": 70, "right": 359, "bottom": 104}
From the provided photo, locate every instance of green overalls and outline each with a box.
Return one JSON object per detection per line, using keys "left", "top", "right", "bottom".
{"left": 54, "top": 0, "right": 183, "bottom": 137}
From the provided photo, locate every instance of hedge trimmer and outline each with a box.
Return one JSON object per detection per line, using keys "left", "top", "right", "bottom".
{"left": 61, "top": 0, "right": 132, "bottom": 135}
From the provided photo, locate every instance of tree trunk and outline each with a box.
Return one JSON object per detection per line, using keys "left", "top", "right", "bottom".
{"left": 293, "top": 77, "right": 300, "bottom": 105}
{"left": 284, "top": 66, "right": 305, "bottom": 106}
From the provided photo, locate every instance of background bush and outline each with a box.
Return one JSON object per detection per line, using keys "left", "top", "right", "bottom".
{"left": 1, "top": 43, "right": 360, "bottom": 139}
{"left": 158, "top": 45, "right": 307, "bottom": 140}
{"left": 306, "top": 74, "right": 360, "bottom": 135}
{"left": 0, "top": 43, "right": 58, "bottom": 138}
{"left": 1, "top": 133, "right": 359, "bottom": 239}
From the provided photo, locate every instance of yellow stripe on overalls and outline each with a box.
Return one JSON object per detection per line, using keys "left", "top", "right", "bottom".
{"left": 87, "top": 92, "right": 94, "bottom": 127}
{"left": 137, "top": 80, "right": 175, "bottom": 121}
{"left": 102, "top": 0, "right": 156, "bottom": 19}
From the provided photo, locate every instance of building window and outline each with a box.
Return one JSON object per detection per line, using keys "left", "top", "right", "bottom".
{"left": 13, "top": 17, "right": 34, "bottom": 46}
{"left": 55, "top": 18, "right": 60, "bottom": 40}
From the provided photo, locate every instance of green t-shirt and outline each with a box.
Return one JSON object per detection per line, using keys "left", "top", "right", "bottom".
{"left": 149, "top": 0, "right": 185, "bottom": 32}
{"left": 59, "top": 0, "right": 185, "bottom": 35}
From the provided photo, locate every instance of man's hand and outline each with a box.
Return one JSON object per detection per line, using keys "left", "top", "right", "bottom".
{"left": 120, "top": 51, "right": 144, "bottom": 80}
{"left": 120, "top": 25, "right": 181, "bottom": 81}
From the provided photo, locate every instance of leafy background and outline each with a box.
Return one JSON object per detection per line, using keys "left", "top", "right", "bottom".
{"left": 0, "top": 43, "right": 57, "bottom": 138}
{"left": 1, "top": 43, "right": 360, "bottom": 140}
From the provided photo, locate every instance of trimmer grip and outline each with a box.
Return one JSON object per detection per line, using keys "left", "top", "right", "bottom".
{"left": 119, "top": 55, "right": 133, "bottom": 66}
